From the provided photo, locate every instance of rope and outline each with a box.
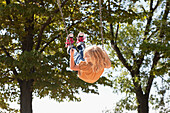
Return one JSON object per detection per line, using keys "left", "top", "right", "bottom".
{"left": 57, "top": 0, "right": 104, "bottom": 48}
{"left": 99, "top": 0, "right": 104, "bottom": 50}
{"left": 57, "top": 0, "right": 71, "bottom": 46}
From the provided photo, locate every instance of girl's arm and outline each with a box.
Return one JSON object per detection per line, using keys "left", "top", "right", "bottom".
{"left": 70, "top": 48, "right": 80, "bottom": 71}
{"left": 103, "top": 50, "right": 111, "bottom": 68}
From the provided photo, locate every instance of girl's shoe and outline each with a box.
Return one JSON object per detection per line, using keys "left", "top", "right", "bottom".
{"left": 65, "top": 33, "right": 74, "bottom": 47}
{"left": 76, "top": 32, "right": 86, "bottom": 44}
{"left": 76, "top": 32, "right": 86, "bottom": 50}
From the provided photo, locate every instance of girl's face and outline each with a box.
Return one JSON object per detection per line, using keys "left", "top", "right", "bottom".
{"left": 84, "top": 53, "right": 91, "bottom": 63}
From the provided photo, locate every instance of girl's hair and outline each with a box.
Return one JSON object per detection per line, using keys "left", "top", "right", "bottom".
{"left": 84, "top": 45, "right": 108, "bottom": 73}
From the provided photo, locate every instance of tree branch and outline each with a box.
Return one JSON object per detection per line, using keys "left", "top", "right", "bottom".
{"left": 110, "top": 23, "right": 114, "bottom": 38}
{"left": 6, "top": 0, "right": 10, "bottom": 5}
{"left": 130, "top": 70, "right": 144, "bottom": 95}
{"left": 0, "top": 46, "right": 18, "bottom": 76}
{"left": 39, "top": 16, "right": 88, "bottom": 53}
{"left": 40, "top": 34, "right": 61, "bottom": 53}
{"left": 145, "top": 52, "right": 160, "bottom": 96}
{"left": 131, "top": 51, "right": 136, "bottom": 60}
{"left": 150, "top": 0, "right": 153, "bottom": 11}
{"left": 111, "top": 43, "right": 132, "bottom": 72}
{"left": 153, "top": 0, "right": 160, "bottom": 12}
{"left": 159, "top": 0, "right": 169, "bottom": 38}
{"left": 5, "top": 0, "right": 13, "bottom": 22}
{"left": 144, "top": 0, "right": 155, "bottom": 37}
{"left": 135, "top": 0, "right": 159, "bottom": 75}
{"left": 145, "top": 0, "right": 169, "bottom": 96}
{"left": 115, "top": 23, "right": 119, "bottom": 40}
{"left": 67, "top": 16, "right": 88, "bottom": 30}
{"left": 110, "top": 23, "right": 132, "bottom": 72}
{"left": 1, "top": 46, "right": 11, "bottom": 57}
{"left": 0, "top": 47, "right": 22, "bottom": 51}
{"left": 137, "top": 0, "right": 160, "bottom": 71}
{"left": 54, "top": 0, "right": 69, "bottom": 13}
{"left": 162, "top": 0, "right": 169, "bottom": 20}
{"left": 141, "top": 6, "right": 146, "bottom": 13}
{"left": 147, "top": 28, "right": 159, "bottom": 40}
{"left": 16, "top": 0, "right": 24, "bottom": 4}
{"left": 36, "top": 17, "right": 52, "bottom": 50}
{"left": 35, "top": 0, "right": 69, "bottom": 51}
{"left": 0, "top": 74, "right": 15, "bottom": 83}
{"left": 144, "top": 16, "right": 152, "bottom": 37}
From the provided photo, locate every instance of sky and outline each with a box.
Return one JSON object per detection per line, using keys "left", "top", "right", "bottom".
{"left": 0, "top": 29, "right": 165, "bottom": 113}
{"left": 9, "top": 84, "right": 125, "bottom": 113}
{"left": 8, "top": 69, "right": 122, "bottom": 113}
{"left": 7, "top": 69, "right": 160, "bottom": 113}
{"left": 9, "top": 84, "right": 159, "bottom": 113}
{"left": 32, "top": 85, "right": 119, "bottom": 113}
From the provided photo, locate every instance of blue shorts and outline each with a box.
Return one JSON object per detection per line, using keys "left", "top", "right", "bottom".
{"left": 67, "top": 45, "right": 85, "bottom": 65}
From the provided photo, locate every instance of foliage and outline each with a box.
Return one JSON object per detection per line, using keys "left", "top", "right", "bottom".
{"left": 0, "top": 0, "right": 169, "bottom": 112}
{"left": 97, "top": 0, "right": 169, "bottom": 112}
{"left": 0, "top": 0, "right": 113, "bottom": 112}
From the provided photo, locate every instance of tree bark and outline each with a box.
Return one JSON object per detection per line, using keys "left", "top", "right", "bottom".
{"left": 110, "top": 21, "right": 149, "bottom": 113}
{"left": 18, "top": 79, "right": 34, "bottom": 113}
{"left": 137, "top": 95, "right": 149, "bottom": 113}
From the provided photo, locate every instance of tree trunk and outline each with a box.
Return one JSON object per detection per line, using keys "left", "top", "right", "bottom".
{"left": 137, "top": 95, "right": 149, "bottom": 113}
{"left": 18, "top": 79, "right": 34, "bottom": 113}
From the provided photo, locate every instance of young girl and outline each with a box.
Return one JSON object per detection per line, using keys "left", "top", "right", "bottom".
{"left": 66, "top": 33, "right": 111, "bottom": 83}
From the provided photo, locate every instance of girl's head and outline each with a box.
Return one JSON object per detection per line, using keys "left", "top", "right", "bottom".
{"left": 84, "top": 45, "right": 105, "bottom": 72}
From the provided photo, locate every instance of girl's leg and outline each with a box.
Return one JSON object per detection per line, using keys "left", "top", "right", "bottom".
{"left": 67, "top": 46, "right": 84, "bottom": 65}
{"left": 77, "top": 43, "right": 85, "bottom": 61}
{"left": 76, "top": 32, "right": 86, "bottom": 61}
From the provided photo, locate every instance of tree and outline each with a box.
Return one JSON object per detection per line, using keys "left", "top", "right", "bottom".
{"left": 97, "top": 0, "right": 169, "bottom": 112}
{"left": 0, "top": 0, "right": 112, "bottom": 113}
{"left": 71, "top": 0, "right": 169, "bottom": 112}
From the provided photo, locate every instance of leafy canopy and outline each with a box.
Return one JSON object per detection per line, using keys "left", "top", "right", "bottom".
{"left": 0, "top": 0, "right": 113, "bottom": 112}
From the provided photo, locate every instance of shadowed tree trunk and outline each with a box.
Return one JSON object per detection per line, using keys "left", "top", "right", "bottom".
{"left": 18, "top": 79, "right": 34, "bottom": 113}
{"left": 109, "top": 0, "right": 169, "bottom": 112}
{"left": 137, "top": 95, "right": 148, "bottom": 113}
